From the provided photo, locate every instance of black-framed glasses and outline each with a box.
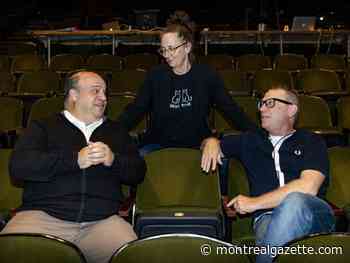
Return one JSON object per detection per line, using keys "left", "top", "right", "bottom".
{"left": 157, "top": 42, "right": 187, "bottom": 56}
{"left": 258, "top": 98, "right": 293, "bottom": 109}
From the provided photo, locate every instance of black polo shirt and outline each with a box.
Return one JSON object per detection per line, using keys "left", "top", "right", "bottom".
{"left": 221, "top": 128, "right": 329, "bottom": 218}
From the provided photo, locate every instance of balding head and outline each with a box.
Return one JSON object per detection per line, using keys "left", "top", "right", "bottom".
{"left": 64, "top": 71, "right": 107, "bottom": 124}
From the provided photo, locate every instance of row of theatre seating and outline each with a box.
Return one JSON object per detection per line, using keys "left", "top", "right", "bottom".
{"left": 0, "top": 147, "right": 349, "bottom": 262}
{"left": 2, "top": 52, "right": 350, "bottom": 106}
{"left": 0, "top": 232, "right": 348, "bottom": 262}
{"left": 1, "top": 67, "right": 350, "bottom": 97}
{"left": 0, "top": 95, "right": 146, "bottom": 148}
{"left": 1, "top": 93, "right": 350, "bottom": 148}
{"left": 0, "top": 53, "right": 158, "bottom": 74}
{"left": 1, "top": 52, "right": 350, "bottom": 73}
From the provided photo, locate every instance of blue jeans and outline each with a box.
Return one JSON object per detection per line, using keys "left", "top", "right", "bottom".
{"left": 253, "top": 192, "right": 335, "bottom": 263}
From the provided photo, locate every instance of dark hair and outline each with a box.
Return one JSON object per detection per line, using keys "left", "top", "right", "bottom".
{"left": 162, "top": 10, "right": 196, "bottom": 63}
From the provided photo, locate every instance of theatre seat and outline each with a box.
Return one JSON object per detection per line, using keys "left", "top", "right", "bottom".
{"left": 218, "top": 71, "right": 251, "bottom": 96}
{"left": 0, "top": 97, "right": 24, "bottom": 147}
{"left": 214, "top": 96, "right": 259, "bottom": 136}
{"left": 109, "top": 233, "right": 250, "bottom": 263}
{"left": 0, "top": 72, "right": 16, "bottom": 94}
{"left": 110, "top": 69, "right": 146, "bottom": 95}
{"left": 133, "top": 148, "right": 224, "bottom": 239}
{"left": 86, "top": 54, "right": 124, "bottom": 73}
{"left": 276, "top": 232, "right": 350, "bottom": 263}
{"left": 124, "top": 53, "right": 159, "bottom": 71}
{"left": 274, "top": 53, "right": 308, "bottom": 72}
{"left": 0, "top": 149, "right": 22, "bottom": 230}
{"left": 49, "top": 54, "right": 85, "bottom": 76}
{"left": 252, "top": 70, "right": 293, "bottom": 96}
{"left": 199, "top": 54, "right": 234, "bottom": 71}
{"left": 26, "top": 97, "right": 64, "bottom": 126}
{"left": 0, "top": 233, "right": 87, "bottom": 263}
{"left": 296, "top": 95, "right": 343, "bottom": 147}
{"left": 236, "top": 54, "right": 271, "bottom": 73}
{"left": 311, "top": 54, "right": 346, "bottom": 72}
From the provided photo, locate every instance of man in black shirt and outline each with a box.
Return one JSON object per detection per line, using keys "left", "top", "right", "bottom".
{"left": 201, "top": 86, "right": 335, "bottom": 263}
{"left": 1, "top": 71, "right": 146, "bottom": 263}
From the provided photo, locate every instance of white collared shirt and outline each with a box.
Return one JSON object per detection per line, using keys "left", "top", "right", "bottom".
{"left": 63, "top": 110, "right": 104, "bottom": 143}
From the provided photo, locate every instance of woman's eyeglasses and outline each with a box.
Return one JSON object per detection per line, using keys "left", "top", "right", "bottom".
{"left": 157, "top": 42, "right": 187, "bottom": 56}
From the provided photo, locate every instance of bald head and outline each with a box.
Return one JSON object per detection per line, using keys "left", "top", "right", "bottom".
{"left": 64, "top": 71, "right": 107, "bottom": 124}
{"left": 64, "top": 71, "right": 104, "bottom": 101}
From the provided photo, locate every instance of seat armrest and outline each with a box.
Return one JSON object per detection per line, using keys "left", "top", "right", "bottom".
{"left": 222, "top": 195, "right": 236, "bottom": 218}
{"left": 118, "top": 195, "right": 135, "bottom": 218}
{"left": 325, "top": 199, "right": 344, "bottom": 217}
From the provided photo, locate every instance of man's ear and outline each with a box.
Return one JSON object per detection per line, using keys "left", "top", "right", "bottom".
{"left": 185, "top": 42, "right": 192, "bottom": 54}
{"left": 289, "top": 104, "right": 298, "bottom": 118}
{"left": 69, "top": 89, "right": 79, "bottom": 102}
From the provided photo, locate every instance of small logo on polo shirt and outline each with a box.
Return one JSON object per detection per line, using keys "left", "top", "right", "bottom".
{"left": 294, "top": 149, "right": 302, "bottom": 156}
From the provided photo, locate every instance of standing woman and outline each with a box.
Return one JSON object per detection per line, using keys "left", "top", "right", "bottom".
{"left": 117, "top": 11, "right": 255, "bottom": 156}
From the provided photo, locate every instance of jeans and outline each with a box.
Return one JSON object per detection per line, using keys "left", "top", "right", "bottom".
{"left": 253, "top": 192, "right": 335, "bottom": 263}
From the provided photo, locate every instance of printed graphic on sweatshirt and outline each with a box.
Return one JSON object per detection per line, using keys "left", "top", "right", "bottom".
{"left": 170, "top": 89, "right": 192, "bottom": 109}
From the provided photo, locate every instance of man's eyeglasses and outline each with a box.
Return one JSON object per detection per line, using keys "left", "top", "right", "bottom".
{"left": 258, "top": 98, "right": 293, "bottom": 109}
{"left": 158, "top": 42, "right": 187, "bottom": 56}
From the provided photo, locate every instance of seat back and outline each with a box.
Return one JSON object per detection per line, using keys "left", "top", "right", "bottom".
{"left": 136, "top": 148, "right": 221, "bottom": 210}
{"left": 214, "top": 96, "right": 259, "bottom": 134}
{"left": 107, "top": 95, "right": 147, "bottom": 133}
{"left": 274, "top": 53, "right": 308, "bottom": 71}
{"left": 253, "top": 70, "right": 293, "bottom": 95}
{"left": 0, "top": 97, "right": 23, "bottom": 131}
{"left": 218, "top": 71, "right": 250, "bottom": 96}
{"left": 199, "top": 54, "right": 234, "bottom": 70}
{"left": 124, "top": 53, "right": 159, "bottom": 71}
{"left": 0, "top": 55, "right": 10, "bottom": 72}
{"left": 26, "top": 97, "right": 65, "bottom": 126}
{"left": 236, "top": 54, "right": 271, "bottom": 72}
{"left": 110, "top": 69, "right": 146, "bottom": 95}
{"left": 6, "top": 41, "right": 38, "bottom": 56}
{"left": 11, "top": 54, "right": 46, "bottom": 75}
{"left": 227, "top": 158, "right": 254, "bottom": 240}
{"left": 0, "top": 233, "right": 87, "bottom": 263}
{"left": 296, "top": 95, "right": 333, "bottom": 129}
{"left": 276, "top": 232, "right": 350, "bottom": 262}
{"left": 86, "top": 54, "right": 123, "bottom": 72}
{"left": 110, "top": 233, "right": 250, "bottom": 263}
{"left": 336, "top": 96, "right": 350, "bottom": 130}
{"left": 0, "top": 149, "right": 22, "bottom": 215}
{"left": 327, "top": 147, "right": 350, "bottom": 208}
{"left": 17, "top": 71, "right": 61, "bottom": 95}
{"left": 296, "top": 69, "right": 342, "bottom": 94}
{"left": 0, "top": 72, "right": 16, "bottom": 94}
{"left": 49, "top": 54, "right": 85, "bottom": 74}
{"left": 311, "top": 54, "right": 346, "bottom": 71}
